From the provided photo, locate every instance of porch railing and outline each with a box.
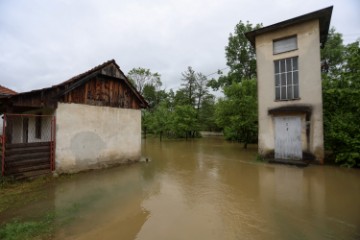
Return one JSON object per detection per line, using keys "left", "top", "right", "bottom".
{"left": 1, "top": 113, "right": 56, "bottom": 179}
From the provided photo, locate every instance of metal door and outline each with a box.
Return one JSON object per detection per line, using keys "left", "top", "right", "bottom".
{"left": 274, "top": 116, "right": 302, "bottom": 160}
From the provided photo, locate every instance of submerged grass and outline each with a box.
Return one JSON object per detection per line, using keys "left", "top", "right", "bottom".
{"left": 0, "top": 174, "right": 106, "bottom": 240}
{"left": 0, "top": 214, "right": 54, "bottom": 240}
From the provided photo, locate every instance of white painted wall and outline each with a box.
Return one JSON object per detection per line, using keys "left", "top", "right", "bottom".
{"left": 55, "top": 103, "right": 141, "bottom": 173}
{"left": 255, "top": 19, "right": 324, "bottom": 162}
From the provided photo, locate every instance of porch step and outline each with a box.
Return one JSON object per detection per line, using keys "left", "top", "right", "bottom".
{"left": 268, "top": 158, "right": 310, "bottom": 167}
{"left": 9, "top": 169, "right": 52, "bottom": 180}
{"left": 5, "top": 163, "right": 51, "bottom": 175}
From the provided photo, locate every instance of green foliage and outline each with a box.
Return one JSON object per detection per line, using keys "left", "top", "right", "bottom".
{"left": 323, "top": 88, "right": 360, "bottom": 167}
{"left": 139, "top": 65, "right": 218, "bottom": 140}
{"left": 343, "top": 41, "right": 360, "bottom": 88}
{"left": 321, "top": 28, "right": 360, "bottom": 167}
{"left": 0, "top": 217, "right": 53, "bottom": 240}
{"left": 127, "top": 67, "right": 162, "bottom": 94}
{"left": 215, "top": 79, "right": 257, "bottom": 148}
{"left": 149, "top": 102, "right": 173, "bottom": 141}
{"left": 209, "top": 20, "right": 262, "bottom": 90}
{"left": 226, "top": 21, "right": 262, "bottom": 81}
{"left": 321, "top": 27, "right": 345, "bottom": 80}
{"left": 172, "top": 105, "right": 199, "bottom": 138}
{"left": 181, "top": 66, "right": 197, "bottom": 106}
{"left": 198, "top": 95, "right": 218, "bottom": 131}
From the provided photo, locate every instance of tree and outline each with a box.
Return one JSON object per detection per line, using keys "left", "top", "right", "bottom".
{"left": 226, "top": 21, "right": 262, "bottom": 81}
{"left": 172, "top": 105, "right": 199, "bottom": 139}
{"left": 209, "top": 21, "right": 262, "bottom": 91}
{"left": 323, "top": 88, "right": 360, "bottom": 167}
{"left": 320, "top": 27, "right": 360, "bottom": 167}
{"left": 194, "top": 72, "right": 209, "bottom": 117}
{"left": 149, "top": 102, "right": 173, "bottom": 141}
{"left": 343, "top": 40, "right": 360, "bottom": 88}
{"left": 215, "top": 79, "right": 257, "bottom": 148}
{"left": 142, "top": 85, "right": 168, "bottom": 109}
{"left": 198, "top": 95, "right": 218, "bottom": 131}
{"left": 321, "top": 27, "right": 345, "bottom": 81}
{"left": 180, "top": 66, "right": 197, "bottom": 106}
{"left": 127, "top": 67, "right": 161, "bottom": 94}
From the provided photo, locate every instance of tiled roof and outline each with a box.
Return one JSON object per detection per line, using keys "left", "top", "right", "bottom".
{"left": 0, "top": 85, "right": 17, "bottom": 96}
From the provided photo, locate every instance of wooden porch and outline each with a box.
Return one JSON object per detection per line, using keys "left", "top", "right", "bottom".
{"left": 1, "top": 142, "right": 54, "bottom": 179}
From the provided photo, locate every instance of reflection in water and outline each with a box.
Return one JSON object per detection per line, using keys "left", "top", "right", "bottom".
{"left": 1, "top": 137, "right": 359, "bottom": 239}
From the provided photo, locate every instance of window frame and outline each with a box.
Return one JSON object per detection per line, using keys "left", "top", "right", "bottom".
{"left": 273, "top": 35, "right": 298, "bottom": 55}
{"left": 274, "top": 56, "right": 300, "bottom": 101}
{"left": 35, "top": 114, "right": 42, "bottom": 139}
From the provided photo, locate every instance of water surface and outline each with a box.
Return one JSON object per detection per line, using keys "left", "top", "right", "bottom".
{"left": 2, "top": 137, "right": 360, "bottom": 239}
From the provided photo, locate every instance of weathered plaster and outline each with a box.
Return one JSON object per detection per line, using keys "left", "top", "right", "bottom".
{"left": 256, "top": 19, "right": 324, "bottom": 163}
{"left": 55, "top": 103, "right": 141, "bottom": 173}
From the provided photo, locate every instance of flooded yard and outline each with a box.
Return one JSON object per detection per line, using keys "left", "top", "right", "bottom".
{"left": 1, "top": 137, "right": 360, "bottom": 239}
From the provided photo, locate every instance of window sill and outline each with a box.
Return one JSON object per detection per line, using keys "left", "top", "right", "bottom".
{"left": 273, "top": 48, "right": 298, "bottom": 55}
{"left": 274, "top": 98, "right": 301, "bottom": 102}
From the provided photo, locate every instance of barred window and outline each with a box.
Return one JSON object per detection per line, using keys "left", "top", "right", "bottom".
{"left": 274, "top": 57, "right": 299, "bottom": 101}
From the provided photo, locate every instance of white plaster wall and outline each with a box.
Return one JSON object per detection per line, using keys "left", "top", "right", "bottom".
{"left": 255, "top": 19, "right": 324, "bottom": 162}
{"left": 55, "top": 103, "right": 141, "bottom": 173}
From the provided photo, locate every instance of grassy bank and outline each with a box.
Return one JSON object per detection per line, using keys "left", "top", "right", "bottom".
{"left": 0, "top": 174, "right": 107, "bottom": 240}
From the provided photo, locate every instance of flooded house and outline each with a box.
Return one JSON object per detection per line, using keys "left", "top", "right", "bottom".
{"left": 245, "top": 6, "right": 333, "bottom": 163}
{"left": 0, "top": 60, "right": 148, "bottom": 178}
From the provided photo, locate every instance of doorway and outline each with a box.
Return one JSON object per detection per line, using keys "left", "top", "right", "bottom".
{"left": 274, "top": 116, "right": 302, "bottom": 160}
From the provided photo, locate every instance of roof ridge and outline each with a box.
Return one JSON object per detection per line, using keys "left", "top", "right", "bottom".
{"left": 53, "top": 59, "right": 116, "bottom": 87}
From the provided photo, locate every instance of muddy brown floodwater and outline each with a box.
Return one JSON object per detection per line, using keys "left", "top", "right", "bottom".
{"left": 2, "top": 137, "right": 360, "bottom": 239}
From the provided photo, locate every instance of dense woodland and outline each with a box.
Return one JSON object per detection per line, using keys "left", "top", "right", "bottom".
{"left": 127, "top": 21, "right": 360, "bottom": 168}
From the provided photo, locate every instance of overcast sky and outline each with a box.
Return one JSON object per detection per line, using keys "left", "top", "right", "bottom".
{"left": 0, "top": 0, "right": 359, "bottom": 93}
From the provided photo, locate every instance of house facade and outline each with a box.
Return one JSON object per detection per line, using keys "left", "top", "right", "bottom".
{"left": 245, "top": 7, "right": 333, "bottom": 163}
{"left": 1, "top": 60, "right": 148, "bottom": 176}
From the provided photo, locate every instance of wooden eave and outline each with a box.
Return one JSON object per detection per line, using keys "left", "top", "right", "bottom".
{"left": 245, "top": 6, "right": 333, "bottom": 48}
{"left": 0, "top": 60, "right": 148, "bottom": 110}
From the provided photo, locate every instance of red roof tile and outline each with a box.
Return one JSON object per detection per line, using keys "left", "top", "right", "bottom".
{"left": 0, "top": 85, "right": 17, "bottom": 96}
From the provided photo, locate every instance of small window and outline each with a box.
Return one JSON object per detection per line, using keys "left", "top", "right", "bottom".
{"left": 273, "top": 36, "right": 297, "bottom": 54}
{"left": 274, "top": 57, "right": 299, "bottom": 101}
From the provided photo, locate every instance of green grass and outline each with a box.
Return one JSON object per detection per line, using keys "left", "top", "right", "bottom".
{"left": 0, "top": 215, "right": 54, "bottom": 240}
{"left": 255, "top": 154, "right": 265, "bottom": 162}
{"left": 0, "top": 175, "right": 106, "bottom": 240}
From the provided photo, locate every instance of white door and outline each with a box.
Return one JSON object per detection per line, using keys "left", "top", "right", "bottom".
{"left": 274, "top": 116, "right": 302, "bottom": 160}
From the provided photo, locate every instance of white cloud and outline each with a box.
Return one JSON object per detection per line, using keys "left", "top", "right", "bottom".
{"left": 0, "top": 0, "right": 359, "bottom": 93}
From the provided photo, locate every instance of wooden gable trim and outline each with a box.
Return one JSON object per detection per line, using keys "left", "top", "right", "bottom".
{"left": 0, "top": 60, "right": 148, "bottom": 111}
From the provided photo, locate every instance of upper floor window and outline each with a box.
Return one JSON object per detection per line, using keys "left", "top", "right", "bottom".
{"left": 273, "top": 36, "right": 297, "bottom": 54}
{"left": 275, "top": 57, "right": 299, "bottom": 101}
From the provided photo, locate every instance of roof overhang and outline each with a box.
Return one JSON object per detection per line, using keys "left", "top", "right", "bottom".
{"left": 245, "top": 6, "right": 333, "bottom": 49}
{"left": 268, "top": 105, "right": 312, "bottom": 118}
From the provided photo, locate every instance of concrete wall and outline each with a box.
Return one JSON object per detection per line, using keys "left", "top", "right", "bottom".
{"left": 255, "top": 19, "right": 324, "bottom": 162}
{"left": 55, "top": 103, "right": 141, "bottom": 173}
